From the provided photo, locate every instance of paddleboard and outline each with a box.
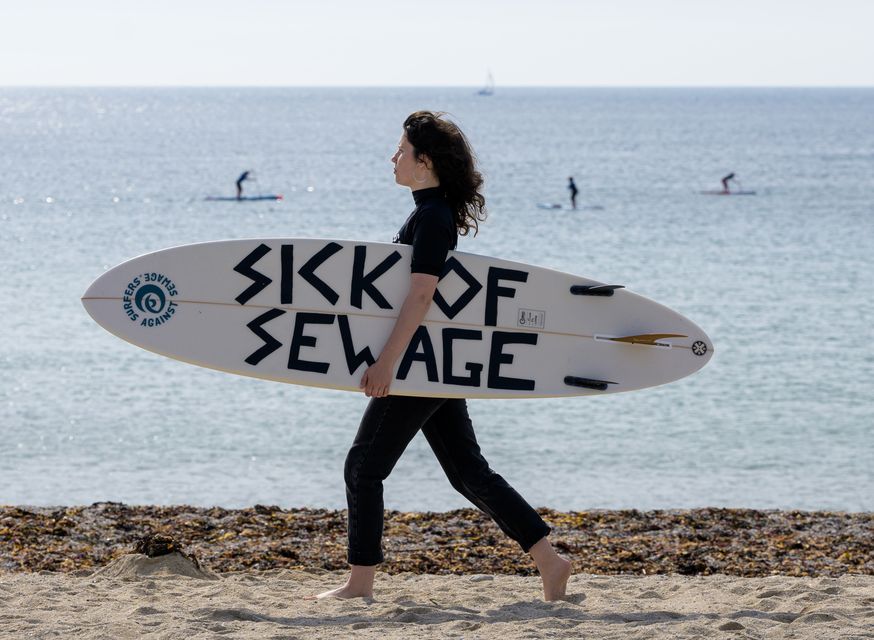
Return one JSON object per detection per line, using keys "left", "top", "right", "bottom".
{"left": 536, "top": 203, "right": 604, "bottom": 211}
{"left": 81, "top": 239, "right": 713, "bottom": 399}
{"left": 205, "top": 195, "right": 284, "bottom": 201}
{"left": 699, "top": 190, "right": 756, "bottom": 196}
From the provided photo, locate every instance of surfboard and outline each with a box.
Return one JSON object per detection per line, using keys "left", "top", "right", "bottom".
{"left": 205, "top": 195, "right": 284, "bottom": 201}
{"left": 81, "top": 239, "right": 714, "bottom": 399}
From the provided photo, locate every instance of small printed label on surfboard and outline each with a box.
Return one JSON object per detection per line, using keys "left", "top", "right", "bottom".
{"left": 691, "top": 341, "right": 708, "bottom": 356}
{"left": 517, "top": 308, "right": 545, "bottom": 329}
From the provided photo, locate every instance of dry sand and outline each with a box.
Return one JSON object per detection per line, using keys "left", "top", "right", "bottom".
{"left": 1, "top": 554, "right": 872, "bottom": 639}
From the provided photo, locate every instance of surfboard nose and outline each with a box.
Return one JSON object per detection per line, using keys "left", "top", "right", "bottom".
{"left": 82, "top": 276, "right": 102, "bottom": 301}
{"left": 81, "top": 264, "right": 130, "bottom": 325}
{"left": 82, "top": 266, "right": 115, "bottom": 301}
{"left": 81, "top": 272, "right": 110, "bottom": 325}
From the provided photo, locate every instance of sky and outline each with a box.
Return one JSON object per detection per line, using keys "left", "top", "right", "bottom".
{"left": 2, "top": 0, "right": 873, "bottom": 87}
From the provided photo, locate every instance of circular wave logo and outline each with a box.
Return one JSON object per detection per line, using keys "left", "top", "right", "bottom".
{"left": 121, "top": 273, "right": 179, "bottom": 327}
{"left": 135, "top": 284, "right": 167, "bottom": 314}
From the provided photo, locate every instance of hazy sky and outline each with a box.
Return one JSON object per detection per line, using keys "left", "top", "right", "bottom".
{"left": 3, "top": 0, "right": 872, "bottom": 86}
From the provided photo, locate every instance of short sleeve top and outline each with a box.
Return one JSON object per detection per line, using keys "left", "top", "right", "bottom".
{"left": 393, "top": 187, "right": 457, "bottom": 276}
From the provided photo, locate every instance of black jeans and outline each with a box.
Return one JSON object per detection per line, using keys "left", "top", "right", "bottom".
{"left": 344, "top": 396, "right": 551, "bottom": 566}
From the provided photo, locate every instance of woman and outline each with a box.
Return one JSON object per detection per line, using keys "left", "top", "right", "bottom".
{"left": 313, "top": 111, "right": 571, "bottom": 601}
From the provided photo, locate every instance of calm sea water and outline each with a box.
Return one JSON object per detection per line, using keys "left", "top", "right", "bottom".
{"left": 1, "top": 88, "right": 872, "bottom": 512}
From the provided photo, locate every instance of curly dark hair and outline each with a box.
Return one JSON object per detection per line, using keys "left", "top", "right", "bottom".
{"left": 403, "top": 111, "right": 487, "bottom": 236}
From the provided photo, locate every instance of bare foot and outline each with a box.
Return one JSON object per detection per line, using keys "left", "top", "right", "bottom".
{"left": 540, "top": 555, "right": 572, "bottom": 601}
{"left": 305, "top": 566, "right": 376, "bottom": 600}
{"left": 306, "top": 583, "right": 373, "bottom": 600}
{"left": 529, "top": 537, "right": 573, "bottom": 601}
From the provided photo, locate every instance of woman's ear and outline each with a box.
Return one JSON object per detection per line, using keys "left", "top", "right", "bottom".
{"left": 418, "top": 154, "right": 433, "bottom": 171}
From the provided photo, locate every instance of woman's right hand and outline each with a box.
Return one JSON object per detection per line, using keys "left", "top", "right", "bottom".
{"left": 359, "top": 273, "right": 439, "bottom": 398}
{"left": 360, "top": 358, "right": 394, "bottom": 398}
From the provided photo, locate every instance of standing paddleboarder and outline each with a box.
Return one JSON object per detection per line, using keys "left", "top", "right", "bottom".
{"left": 568, "top": 176, "right": 579, "bottom": 210}
{"left": 311, "top": 111, "right": 572, "bottom": 601}
{"left": 235, "top": 170, "right": 252, "bottom": 200}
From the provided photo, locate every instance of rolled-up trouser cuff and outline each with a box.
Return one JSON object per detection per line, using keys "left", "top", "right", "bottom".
{"left": 518, "top": 524, "right": 552, "bottom": 553}
{"left": 348, "top": 550, "right": 384, "bottom": 566}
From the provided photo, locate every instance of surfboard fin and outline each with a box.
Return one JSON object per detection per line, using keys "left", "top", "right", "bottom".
{"left": 564, "top": 376, "right": 617, "bottom": 391}
{"left": 570, "top": 284, "right": 624, "bottom": 296}
{"left": 607, "top": 333, "right": 687, "bottom": 346}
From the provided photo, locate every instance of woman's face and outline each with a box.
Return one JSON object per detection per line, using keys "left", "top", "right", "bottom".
{"left": 391, "top": 134, "right": 421, "bottom": 187}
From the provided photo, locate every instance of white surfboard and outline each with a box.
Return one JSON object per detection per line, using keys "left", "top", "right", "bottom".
{"left": 81, "top": 239, "right": 714, "bottom": 399}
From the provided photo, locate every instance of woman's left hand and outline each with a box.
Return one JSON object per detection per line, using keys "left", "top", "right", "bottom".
{"left": 360, "top": 359, "right": 394, "bottom": 397}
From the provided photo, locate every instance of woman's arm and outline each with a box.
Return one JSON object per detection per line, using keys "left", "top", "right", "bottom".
{"left": 360, "top": 272, "right": 439, "bottom": 397}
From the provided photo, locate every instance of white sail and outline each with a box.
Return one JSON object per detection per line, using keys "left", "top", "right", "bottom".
{"left": 477, "top": 71, "right": 494, "bottom": 96}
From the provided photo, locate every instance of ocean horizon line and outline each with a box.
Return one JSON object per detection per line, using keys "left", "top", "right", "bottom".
{"left": 2, "top": 84, "right": 873, "bottom": 90}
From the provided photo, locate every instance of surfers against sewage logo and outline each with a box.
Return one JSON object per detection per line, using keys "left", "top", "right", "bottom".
{"left": 122, "top": 272, "right": 179, "bottom": 326}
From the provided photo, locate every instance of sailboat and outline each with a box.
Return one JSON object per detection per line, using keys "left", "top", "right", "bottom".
{"left": 477, "top": 71, "right": 494, "bottom": 96}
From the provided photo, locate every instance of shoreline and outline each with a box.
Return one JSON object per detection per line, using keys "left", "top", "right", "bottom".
{"left": 2, "top": 504, "right": 871, "bottom": 577}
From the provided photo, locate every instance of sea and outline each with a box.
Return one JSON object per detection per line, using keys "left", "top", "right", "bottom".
{"left": 1, "top": 88, "right": 872, "bottom": 512}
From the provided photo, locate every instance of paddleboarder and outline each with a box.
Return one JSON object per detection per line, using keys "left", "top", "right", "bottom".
{"left": 311, "top": 111, "right": 572, "bottom": 602}
{"left": 568, "top": 176, "right": 579, "bottom": 210}
{"left": 721, "top": 172, "right": 737, "bottom": 194}
{"left": 235, "top": 170, "right": 252, "bottom": 200}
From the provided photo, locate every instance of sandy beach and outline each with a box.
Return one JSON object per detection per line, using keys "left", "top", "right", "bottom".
{"left": 1, "top": 555, "right": 872, "bottom": 639}
{"left": 2, "top": 505, "right": 873, "bottom": 638}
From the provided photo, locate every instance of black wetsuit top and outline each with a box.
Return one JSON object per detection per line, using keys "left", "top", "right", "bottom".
{"left": 393, "top": 187, "right": 457, "bottom": 276}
